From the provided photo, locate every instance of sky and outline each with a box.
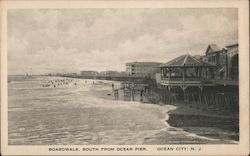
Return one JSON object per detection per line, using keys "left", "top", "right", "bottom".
{"left": 7, "top": 9, "right": 238, "bottom": 75}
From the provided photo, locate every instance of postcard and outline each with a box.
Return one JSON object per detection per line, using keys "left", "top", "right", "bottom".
{"left": 1, "top": 0, "right": 249, "bottom": 155}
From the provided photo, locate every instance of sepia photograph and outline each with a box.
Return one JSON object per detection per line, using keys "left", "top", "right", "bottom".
{"left": 1, "top": 0, "right": 249, "bottom": 155}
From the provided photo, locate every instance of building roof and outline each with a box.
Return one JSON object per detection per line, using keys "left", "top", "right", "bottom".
{"left": 205, "top": 44, "right": 222, "bottom": 54}
{"left": 225, "top": 43, "right": 238, "bottom": 56}
{"left": 209, "top": 44, "right": 221, "bottom": 51}
{"left": 160, "top": 54, "right": 214, "bottom": 68}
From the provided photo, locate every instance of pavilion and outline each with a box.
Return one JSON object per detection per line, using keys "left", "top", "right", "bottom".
{"left": 160, "top": 54, "right": 216, "bottom": 104}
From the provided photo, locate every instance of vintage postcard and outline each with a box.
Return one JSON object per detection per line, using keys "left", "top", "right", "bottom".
{"left": 1, "top": 0, "right": 249, "bottom": 155}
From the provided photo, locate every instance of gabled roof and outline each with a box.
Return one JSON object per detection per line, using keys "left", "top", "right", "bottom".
{"left": 205, "top": 44, "right": 222, "bottom": 54}
{"left": 225, "top": 43, "right": 238, "bottom": 55}
{"left": 209, "top": 44, "right": 221, "bottom": 51}
{"left": 160, "top": 54, "right": 214, "bottom": 67}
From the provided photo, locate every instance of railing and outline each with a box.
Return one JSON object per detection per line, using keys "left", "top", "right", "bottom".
{"left": 161, "top": 76, "right": 239, "bottom": 87}
{"left": 161, "top": 77, "right": 215, "bottom": 86}
{"left": 161, "top": 77, "right": 202, "bottom": 81}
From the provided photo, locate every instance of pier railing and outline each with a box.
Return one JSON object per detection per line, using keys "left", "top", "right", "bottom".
{"left": 161, "top": 78, "right": 214, "bottom": 86}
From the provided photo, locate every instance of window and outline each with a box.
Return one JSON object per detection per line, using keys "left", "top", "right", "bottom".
{"left": 211, "top": 55, "right": 216, "bottom": 62}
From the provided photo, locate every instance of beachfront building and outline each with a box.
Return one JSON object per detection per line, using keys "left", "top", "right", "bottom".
{"left": 160, "top": 54, "right": 215, "bottom": 106}
{"left": 204, "top": 43, "right": 239, "bottom": 113}
{"left": 225, "top": 43, "right": 238, "bottom": 81}
{"left": 160, "top": 44, "right": 239, "bottom": 113}
{"left": 160, "top": 54, "right": 216, "bottom": 86}
{"left": 126, "top": 62, "right": 162, "bottom": 77}
{"left": 203, "top": 43, "right": 239, "bottom": 81}
{"left": 204, "top": 44, "right": 227, "bottom": 80}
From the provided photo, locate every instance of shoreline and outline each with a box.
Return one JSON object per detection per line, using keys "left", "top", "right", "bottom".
{"left": 54, "top": 76, "right": 240, "bottom": 142}
{"left": 165, "top": 104, "right": 239, "bottom": 141}
{"left": 87, "top": 80, "right": 239, "bottom": 142}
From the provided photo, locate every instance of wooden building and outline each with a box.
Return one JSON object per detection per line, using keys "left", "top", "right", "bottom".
{"left": 203, "top": 43, "right": 239, "bottom": 82}
{"left": 160, "top": 54, "right": 215, "bottom": 104}
{"left": 225, "top": 43, "right": 238, "bottom": 81}
{"left": 160, "top": 52, "right": 239, "bottom": 113}
{"left": 204, "top": 44, "right": 227, "bottom": 80}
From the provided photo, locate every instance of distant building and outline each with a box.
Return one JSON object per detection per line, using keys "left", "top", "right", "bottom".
{"left": 63, "top": 73, "right": 78, "bottom": 76}
{"left": 80, "top": 71, "right": 99, "bottom": 77}
{"left": 120, "top": 71, "right": 127, "bottom": 77}
{"left": 99, "top": 70, "right": 126, "bottom": 77}
{"left": 106, "top": 71, "right": 121, "bottom": 77}
{"left": 97, "top": 71, "right": 127, "bottom": 77}
{"left": 126, "top": 62, "right": 162, "bottom": 77}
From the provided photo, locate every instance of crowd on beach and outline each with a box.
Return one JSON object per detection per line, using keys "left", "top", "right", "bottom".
{"left": 41, "top": 78, "right": 149, "bottom": 103}
{"left": 42, "top": 78, "right": 76, "bottom": 88}
{"left": 41, "top": 78, "right": 113, "bottom": 88}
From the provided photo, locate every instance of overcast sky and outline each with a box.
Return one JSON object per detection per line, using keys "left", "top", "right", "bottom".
{"left": 8, "top": 9, "right": 238, "bottom": 75}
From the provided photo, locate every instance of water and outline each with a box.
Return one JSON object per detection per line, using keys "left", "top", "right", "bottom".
{"left": 8, "top": 76, "right": 237, "bottom": 145}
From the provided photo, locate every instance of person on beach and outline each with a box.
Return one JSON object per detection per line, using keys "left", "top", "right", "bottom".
{"left": 114, "top": 90, "right": 119, "bottom": 100}
{"left": 140, "top": 90, "right": 144, "bottom": 102}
